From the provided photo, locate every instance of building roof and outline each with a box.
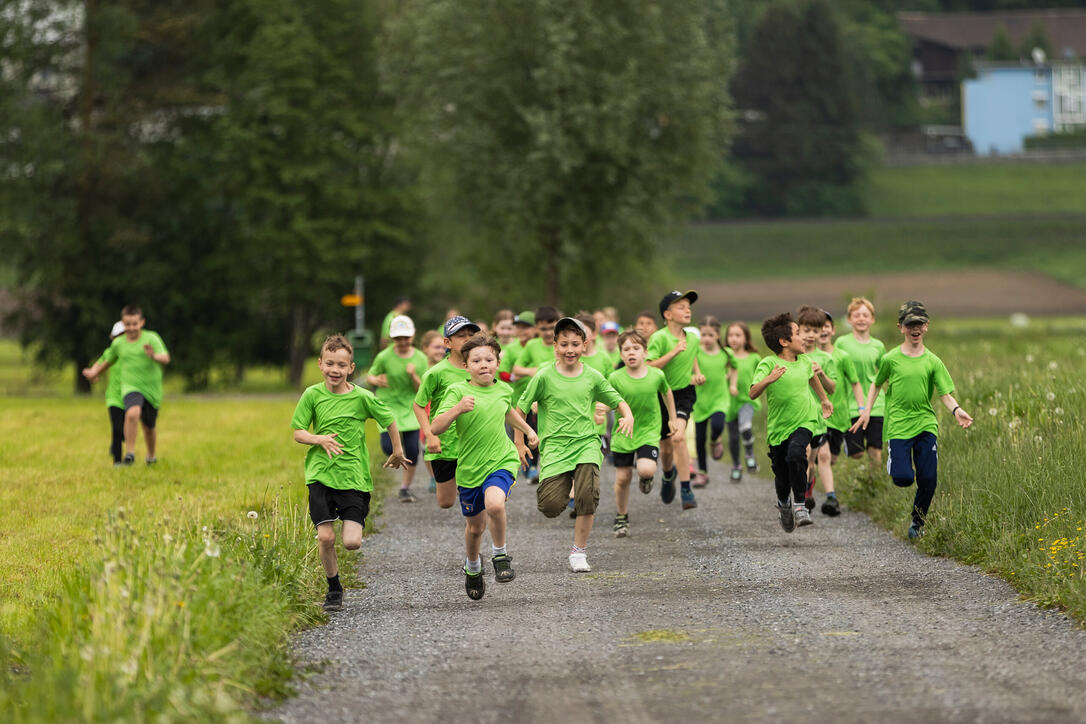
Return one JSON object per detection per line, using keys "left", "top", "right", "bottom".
{"left": 898, "top": 9, "right": 1086, "bottom": 59}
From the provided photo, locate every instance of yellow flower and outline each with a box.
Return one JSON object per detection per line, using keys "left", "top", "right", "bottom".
{"left": 176, "top": 601, "right": 185, "bottom": 608}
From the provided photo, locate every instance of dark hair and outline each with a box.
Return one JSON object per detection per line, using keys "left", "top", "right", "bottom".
{"left": 461, "top": 333, "right": 502, "bottom": 361}
{"left": 535, "top": 305, "right": 560, "bottom": 324}
{"left": 554, "top": 318, "right": 587, "bottom": 342}
{"left": 636, "top": 309, "right": 655, "bottom": 322}
{"left": 761, "top": 313, "right": 794, "bottom": 355}
{"left": 700, "top": 315, "right": 725, "bottom": 351}
{"left": 121, "top": 305, "right": 143, "bottom": 319}
{"left": 393, "top": 296, "right": 410, "bottom": 306}
{"left": 574, "top": 311, "right": 596, "bottom": 333}
{"left": 727, "top": 321, "right": 758, "bottom": 353}
{"left": 796, "top": 305, "right": 828, "bottom": 329}
{"left": 321, "top": 334, "right": 354, "bottom": 358}
{"left": 617, "top": 330, "right": 647, "bottom": 350}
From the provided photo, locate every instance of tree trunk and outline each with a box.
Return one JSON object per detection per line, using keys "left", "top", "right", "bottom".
{"left": 74, "top": 354, "right": 91, "bottom": 394}
{"left": 288, "top": 306, "right": 308, "bottom": 388}
{"left": 545, "top": 238, "right": 560, "bottom": 307}
{"left": 74, "top": 0, "right": 98, "bottom": 396}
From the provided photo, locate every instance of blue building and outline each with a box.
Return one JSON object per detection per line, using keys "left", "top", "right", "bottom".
{"left": 963, "top": 63, "right": 1086, "bottom": 154}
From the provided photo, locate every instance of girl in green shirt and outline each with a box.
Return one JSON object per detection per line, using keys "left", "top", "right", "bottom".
{"left": 691, "top": 317, "right": 731, "bottom": 488}
{"left": 725, "top": 321, "right": 762, "bottom": 481}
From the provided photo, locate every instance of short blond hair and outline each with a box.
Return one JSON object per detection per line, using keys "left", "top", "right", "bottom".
{"left": 321, "top": 334, "right": 353, "bottom": 358}
{"left": 847, "top": 297, "right": 875, "bottom": 318}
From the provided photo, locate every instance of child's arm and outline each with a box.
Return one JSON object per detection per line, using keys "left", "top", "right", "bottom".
{"left": 808, "top": 375, "right": 833, "bottom": 419}
{"left": 662, "top": 388, "right": 679, "bottom": 438}
{"left": 414, "top": 402, "right": 442, "bottom": 456}
{"left": 851, "top": 381, "right": 865, "bottom": 414}
{"left": 144, "top": 345, "right": 170, "bottom": 365}
{"left": 366, "top": 373, "right": 389, "bottom": 388}
{"left": 82, "top": 359, "right": 112, "bottom": 382}
{"left": 690, "top": 353, "right": 705, "bottom": 386}
{"left": 405, "top": 363, "right": 422, "bottom": 390}
{"left": 614, "top": 401, "right": 634, "bottom": 437}
{"left": 810, "top": 361, "right": 835, "bottom": 395}
{"left": 506, "top": 408, "right": 539, "bottom": 468}
{"left": 382, "top": 421, "right": 411, "bottom": 468}
{"left": 430, "top": 395, "right": 474, "bottom": 436}
{"left": 727, "top": 367, "right": 738, "bottom": 397}
{"left": 647, "top": 335, "right": 687, "bottom": 369}
{"left": 293, "top": 428, "right": 343, "bottom": 458}
{"left": 849, "top": 382, "right": 881, "bottom": 432}
{"left": 749, "top": 364, "right": 786, "bottom": 400}
{"left": 939, "top": 394, "right": 973, "bottom": 429}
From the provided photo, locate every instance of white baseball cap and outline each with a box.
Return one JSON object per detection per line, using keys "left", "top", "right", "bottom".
{"left": 389, "top": 315, "right": 416, "bottom": 338}
{"left": 110, "top": 321, "right": 125, "bottom": 338}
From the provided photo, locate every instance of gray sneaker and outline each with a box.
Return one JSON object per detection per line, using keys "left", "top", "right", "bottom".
{"left": 777, "top": 502, "right": 795, "bottom": 533}
{"left": 794, "top": 506, "right": 813, "bottom": 527}
{"left": 398, "top": 488, "right": 416, "bottom": 503}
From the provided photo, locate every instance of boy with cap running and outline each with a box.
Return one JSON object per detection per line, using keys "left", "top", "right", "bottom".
{"left": 852, "top": 302, "right": 972, "bottom": 539}
{"left": 517, "top": 317, "right": 633, "bottom": 572}
{"left": 647, "top": 290, "right": 705, "bottom": 511}
{"left": 512, "top": 306, "right": 559, "bottom": 483}
{"left": 413, "top": 315, "right": 481, "bottom": 508}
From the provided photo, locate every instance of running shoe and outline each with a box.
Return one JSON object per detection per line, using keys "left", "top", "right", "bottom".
{"left": 660, "top": 466, "right": 677, "bottom": 504}
{"left": 119, "top": 453, "right": 135, "bottom": 467}
{"left": 711, "top": 439, "right": 724, "bottom": 460}
{"left": 569, "top": 552, "right": 591, "bottom": 573}
{"left": 730, "top": 466, "right": 742, "bottom": 482}
{"left": 639, "top": 476, "right": 654, "bottom": 494}
{"left": 794, "top": 506, "right": 813, "bottom": 527}
{"left": 907, "top": 524, "right": 924, "bottom": 540}
{"left": 805, "top": 494, "right": 816, "bottom": 512}
{"left": 465, "top": 568, "right": 486, "bottom": 599}
{"left": 399, "top": 488, "right": 416, "bottom": 503}
{"left": 145, "top": 457, "right": 157, "bottom": 466}
{"left": 691, "top": 472, "right": 709, "bottom": 488}
{"left": 323, "top": 589, "right": 344, "bottom": 612}
{"left": 745, "top": 456, "right": 759, "bottom": 473}
{"left": 680, "top": 486, "right": 697, "bottom": 511}
{"left": 492, "top": 554, "right": 515, "bottom": 583}
{"left": 821, "top": 495, "right": 841, "bottom": 516}
{"left": 777, "top": 502, "right": 795, "bottom": 533}
{"left": 613, "top": 514, "right": 629, "bottom": 538}
{"left": 428, "top": 476, "right": 437, "bottom": 493}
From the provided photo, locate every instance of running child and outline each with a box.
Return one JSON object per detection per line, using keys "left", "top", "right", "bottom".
{"left": 291, "top": 334, "right": 410, "bottom": 611}
{"left": 599, "top": 321, "right": 622, "bottom": 368}
{"left": 634, "top": 310, "right": 658, "bottom": 342}
{"left": 492, "top": 309, "right": 516, "bottom": 355}
{"left": 691, "top": 316, "right": 732, "bottom": 488}
{"left": 816, "top": 312, "right": 865, "bottom": 516}
{"left": 836, "top": 297, "right": 887, "bottom": 465}
{"left": 367, "top": 315, "right": 428, "bottom": 503}
{"left": 517, "top": 317, "right": 633, "bottom": 572}
{"left": 419, "top": 329, "right": 449, "bottom": 492}
{"left": 88, "top": 320, "right": 126, "bottom": 465}
{"left": 82, "top": 305, "right": 170, "bottom": 466}
{"left": 796, "top": 306, "right": 838, "bottom": 513}
{"left": 608, "top": 331, "right": 676, "bottom": 537}
{"left": 749, "top": 313, "right": 832, "bottom": 532}
{"left": 431, "top": 334, "right": 538, "bottom": 600}
{"left": 647, "top": 290, "right": 705, "bottom": 511}
{"left": 852, "top": 302, "right": 972, "bottom": 539}
{"left": 413, "top": 316, "right": 481, "bottom": 509}
{"left": 497, "top": 309, "right": 536, "bottom": 409}
{"left": 724, "top": 321, "right": 762, "bottom": 481}
{"left": 512, "top": 305, "right": 560, "bottom": 483}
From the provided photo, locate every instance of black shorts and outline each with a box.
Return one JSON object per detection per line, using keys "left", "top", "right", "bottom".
{"left": 612, "top": 445, "right": 659, "bottom": 468}
{"left": 431, "top": 458, "right": 457, "bottom": 483}
{"left": 846, "top": 416, "right": 884, "bottom": 456}
{"left": 380, "top": 430, "right": 421, "bottom": 467}
{"left": 122, "top": 391, "right": 159, "bottom": 428}
{"left": 810, "top": 432, "right": 827, "bottom": 450}
{"left": 659, "top": 385, "right": 697, "bottom": 439}
{"left": 307, "top": 481, "right": 370, "bottom": 527}
{"left": 826, "top": 428, "right": 846, "bottom": 457}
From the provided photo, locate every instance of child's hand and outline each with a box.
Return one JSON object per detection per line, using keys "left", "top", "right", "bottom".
{"left": 729, "top": 384, "right": 739, "bottom": 397}
{"left": 810, "top": 361, "right": 823, "bottom": 376}
{"left": 691, "top": 372, "right": 706, "bottom": 386}
{"left": 849, "top": 413, "right": 870, "bottom": 433}
{"left": 674, "top": 335, "right": 687, "bottom": 354}
{"left": 821, "top": 399, "right": 833, "bottom": 419}
{"left": 525, "top": 430, "right": 539, "bottom": 449}
{"left": 317, "top": 433, "right": 343, "bottom": 458}
{"left": 143, "top": 344, "right": 156, "bottom": 358}
{"left": 667, "top": 419, "right": 679, "bottom": 439}
{"left": 383, "top": 452, "right": 411, "bottom": 469}
{"left": 767, "top": 365, "right": 787, "bottom": 382}
{"left": 405, "top": 363, "right": 416, "bottom": 376}
{"left": 593, "top": 402, "right": 608, "bottom": 425}
{"left": 82, "top": 367, "right": 97, "bottom": 382}
{"left": 616, "top": 414, "right": 634, "bottom": 437}
{"left": 370, "top": 374, "right": 389, "bottom": 388}
{"left": 955, "top": 407, "right": 973, "bottom": 429}
{"left": 516, "top": 443, "right": 533, "bottom": 469}
{"left": 425, "top": 436, "right": 443, "bottom": 455}
{"left": 457, "top": 395, "right": 476, "bottom": 413}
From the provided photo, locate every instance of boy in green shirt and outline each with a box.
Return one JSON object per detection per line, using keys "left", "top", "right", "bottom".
{"left": 82, "top": 305, "right": 171, "bottom": 466}
{"left": 797, "top": 306, "right": 838, "bottom": 513}
{"left": 292, "top": 335, "right": 409, "bottom": 611}
{"left": 647, "top": 290, "right": 705, "bottom": 511}
{"left": 413, "top": 316, "right": 480, "bottom": 509}
{"left": 517, "top": 318, "right": 633, "bottom": 573}
{"left": 836, "top": 297, "right": 887, "bottom": 465}
{"left": 512, "top": 305, "right": 560, "bottom": 484}
{"left": 432, "top": 335, "right": 538, "bottom": 600}
{"left": 367, "top": 315, "right": 428, "bottom": 503}
{"left": 852, "top": 302, "right": 972, "bottom": 539}
{"left": 750, "top": 313, "right": 833, "bottom": 532}
{"left": 608, "top": 331, "right": 676, "bottom": 537}
{"left": 814, "top": 313, "right": 865, "bottom": 516}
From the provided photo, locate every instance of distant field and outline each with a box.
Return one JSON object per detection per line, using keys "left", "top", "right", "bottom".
{"left": 866, "top": 163, "right": 1086, "bottom": 218}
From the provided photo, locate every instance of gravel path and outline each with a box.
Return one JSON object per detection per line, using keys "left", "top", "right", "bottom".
{"left": 272, "top": 453, "right": 1086, "bottom": 724}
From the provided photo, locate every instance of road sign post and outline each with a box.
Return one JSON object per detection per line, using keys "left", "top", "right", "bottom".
{"left": 343, "top": 275, "right": 373, "bottom": 369}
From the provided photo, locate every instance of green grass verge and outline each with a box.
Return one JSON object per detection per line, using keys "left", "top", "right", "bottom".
{"left": 672, "top": 215, "right": 1086, "bottom": 287}
{"left": 866, "top": 162, "right": 1086, "bottom": 218}
{"left": 0, "top": 395, "right": 391, "bottom": 720}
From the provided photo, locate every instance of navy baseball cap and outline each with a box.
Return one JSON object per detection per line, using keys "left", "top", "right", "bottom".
{"left": 443, "top": 315, "right": 480, "bottom": 337}
{"left": 659, "top": 289, "right": 698, "bottom": 318}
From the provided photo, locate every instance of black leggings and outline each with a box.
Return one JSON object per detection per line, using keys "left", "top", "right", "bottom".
{"left": 727, "top": 419, "right": 755, "bottom": 467}
{"left": 694, "top": 412, "right": 725, "bottom": 473}
{"left": 108, "top": 406, "right": 125, "bottom": 463}
{"left": 768, "top": 428, "right": 812, "bottom": 505}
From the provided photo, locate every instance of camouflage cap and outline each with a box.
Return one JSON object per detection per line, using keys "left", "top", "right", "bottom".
{"left": 898, "top": 301, "right": 929, "bottom": 325}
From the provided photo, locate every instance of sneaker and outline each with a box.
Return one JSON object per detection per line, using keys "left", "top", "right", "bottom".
{"left": 399, "top": 488, "right": 416, "bottom": 503}
{"left": 680, "top": 486, "right": 697, "bottom": 511}
{"left": 745, "top": 456, "right": 759, "bottom": 473}
{"left": 613, "top": 514, "right": 629, "bottom": 538}
{"left": 569, "top": 552, "right": 591, "bottom": 573}
{"left": 711, "top": 439, "right": 724, "bottom": 460}
{"left": 465, "top": 568, "right": 486, "bottom": 600}
{"left": 492, "top": 554, "right": 515, "bottom": 583}
{"left": 821, "top": 495, "right": 841, "bottom": 516}
{"left": 777, "top": 502, "right": 795, "bottom": 533}
{"left": 907, "top": 524, "right": 924, "bottom": 540}
{"left": 691, "top": 472, "right": 709, "bottom": 489}
{"left": 119, "top": 453, "right": 135, "bottom": 467}
{"left": 323, "top": 589, "right": 344, "bottom": 612}
{"left": 660, "top": 467, "right": 677, "bottom": 504}
{"left": 805, "top": 495, "right": 816, "bottom": 512}
{"left": 730, "top": 466, "right": 742, "bottom": 482}
{"left": 428, "top": 477, "right": 437, "bottom": 493}
{"left": 528, "top": 466, "right": 539, "bottom": 485}
{"left": 794, "top": 506, "right": 813, "bottom": 527}
{"left": 145, "top": 457, "right": 157, "bottom": 466}
{"left": 638, "top": 475, "right": 653, "bottom": 494}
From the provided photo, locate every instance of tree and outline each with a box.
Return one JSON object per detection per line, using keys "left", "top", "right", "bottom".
{"left": 988, "top": 24, "right": 1018, "bottom": 62}
{"left": 1018, "top": 21, "right": 1053, "bottom": 61}
{"left": 383, "top": 0, "right": 731, "bottom": 309}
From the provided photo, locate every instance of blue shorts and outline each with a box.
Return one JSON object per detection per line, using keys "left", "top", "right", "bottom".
{"left": 887, "top": 433, "right": 938, "bottom": 486}
{"left": 458, "top": 469, "right": 515, "bottom": 517}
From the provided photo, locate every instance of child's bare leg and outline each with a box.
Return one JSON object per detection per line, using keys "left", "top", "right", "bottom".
{"left": 614, "top": 468, "right": 632, "bottom": 515}
{"left": 142, "top": 423, "right": 156, "bottom": 459}
{"left": 817, "top": 444, "right": 834, "bottom": 493}
{"left": 401, "top": 464, "right": 416, "bottom": 489}
{"left": 341, "top": 520, "right": 364, "bottom": 551}
{"left": 636, "top": 458, "right": 657, "bottom": 490}
{"left": 484, "top": 487, "right": 507, "bottom": 549}
{"left": 672, "top": 418, "right": 691, "bottom": 483}
{"left": 573, "top": 514, "right": 594, "bottom": 549}
{"left": 464, "top": 510, "right": 488, "bottom": 562}
{"left": 659, "top": 437, "right": 674, "bottom": 473}
{"left": 436, "top": 480, "right": 457, "bottom": 509}
{"left": 316, "top": 522, "right": 338, "bottom": 577}
{"left": 868, "top": 447, "right": 882, "bottom": 465}
{"left": 123, "top": 406, "right": 141, "bottom": 456}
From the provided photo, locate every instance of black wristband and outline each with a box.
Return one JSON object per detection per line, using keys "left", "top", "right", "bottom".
{"left": 952, "top": 405, "right": 961, "bottom": 415}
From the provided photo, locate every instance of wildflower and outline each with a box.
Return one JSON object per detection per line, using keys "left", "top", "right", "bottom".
{"left": 247, "top": 510, "right": 259, "bottom": 520}
{"left": 202, "top": 526, "right": 208, "bottom": 532}
{"left": 1055, "top": 407, "right": 1064, "bottom": 416}
{"left": 1034, "top": 436, "right": 1043, "bottom": 444}
{"left": 988, "top": 408, "right": 998, "bottom": 416}
{"left": 1046, "top": 391, "right": 1056, "bottom": 401}
{"left": 204, "top": 542, "right": 221, "bottom": 558}
{"left": 1026, "top": 354, "right": 1035, "bottom": 363}
{"left": 1048, "top": 361, "right": 1058, "bottom": 370}
{"left": 176, "top": 601, "right": 185, "bottom": 608}
{"left": 162, "top": 533, "right": 173, "bottom": 544}
{"left": 264, "top": 533, "right": 271, "bottom": 538}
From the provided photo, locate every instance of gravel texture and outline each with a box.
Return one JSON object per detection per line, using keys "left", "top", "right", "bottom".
{"left": 271, "top": 453, "right": 1086, "bottom": 724}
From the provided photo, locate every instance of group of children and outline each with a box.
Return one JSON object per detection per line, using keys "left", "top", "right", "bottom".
{"left": 286, "top": 292, "right": 972, "bottom": 609}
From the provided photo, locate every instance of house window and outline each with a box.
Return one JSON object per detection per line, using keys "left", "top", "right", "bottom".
{"left": 1033, "top": 119, "right": 1050, "bottom": 134}
{"left": 1034, "top": 70, "right": 1046, "bottom": 84}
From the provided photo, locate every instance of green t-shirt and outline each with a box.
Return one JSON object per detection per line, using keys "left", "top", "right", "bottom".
{"left": 101, "top": 331, "right": 169, "bottom": 408}
{"left": 369, "top": 346, "right": 428, "bottom": 432}
{"left": 582, "top": 349, "right": 616, "bottom": 434}
{"left": 607, "top": 366, "right": 668, "bottom": 453}
{"left": 380, "top": 310, "right": 396, "bottom": 341}
{"left": 605, "top": 348, "right": 622, "bottom": 369}
{"left": 96, "top": 349, "right": 123, "bottom": 409}
{"left": 875, "top": 347, "right": 955, "bottom": 441}
{"left": 436, "top": 381, "right": 520, "bottom": 488}
{"left": 805, "top": 348, "right": 833, "bottom": 436}
{"left": 647, "top": 326, "right": 699, "bottom": 390}
{"left": 835, "top": 333, "right": 887, "bottom": 417}
{"left": 692, "top": 347, "right": 733, "bottom": 422}
{"left": 515, "top": 337, "right": 556, "bottom": 372}
{"left": 498, "top": 338, "right": 528, "bottom": 406}
{"left": 414, "top": 358, "right": 470, "bottom": 461}
{"left": 751, "top": 354, "right": 815, "bottom": 446}
{"left": 517, "top": 364, "right": 622, "bottom": 481}
{"left": 726, "top": 351, "right": 762, "bottom": 421}
{"left": 290, "top": 383, "right": 393, "bottom": 492}
{"left": 827, "top": 346, "right": 859, "bottom": 433}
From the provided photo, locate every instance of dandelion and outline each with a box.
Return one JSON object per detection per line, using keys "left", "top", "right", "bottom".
{"left": 1055, "top": 407, "right": 1064, "bottom": 416}
{"left": 1034, "top": 436, "right": 1043, "bottom": 444}
{"left": 176, "top": 601, "right": 185, "bottom": 608}
{"left": 264, "top": 533, "right": 271, "bottom": 538}
{"left": 204, "top": 542, "right": 221, "bottom": 558}
{"left": 247, "top": 510, "right": 259, "bottom": 520}
{"left": 988, "top": 408, "right": 998, "bottom": 416}
{"left": 162, "top": 533, "right": 173, "bottom": 544}
{"left": 1049, "top": 361, "right": 1059, "bottom": 370}
{"left": 1026, "top": 354, "right": 1035, "bottom": 363}
{"left": 1046, "top": 391, "right": 1056, "bottom": 401}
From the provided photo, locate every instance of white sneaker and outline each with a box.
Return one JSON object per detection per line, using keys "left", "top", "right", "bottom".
{"left": 568, "top": 552, "right": 591, "bottom": 572}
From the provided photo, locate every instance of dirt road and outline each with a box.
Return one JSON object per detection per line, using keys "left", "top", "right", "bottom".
{"left": 273, "top": 453, "right": 1086, "bottom": 724}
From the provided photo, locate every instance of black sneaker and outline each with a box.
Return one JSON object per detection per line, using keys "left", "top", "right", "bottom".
{"left": 639, "top": 475, "right": 653, "bottom": 494}
{"left": 613, "top": 514, "right": 629, "bottom": 537}
{"left": 119, "top": 453, "right": 135, "bottom": 467}
{"left": 777, "top": 502, "right": 795, "bottom": 533}
{"left": 680, "top": 486, "right": 697, "bottom": 511}
{"left": 465, "top": 568, "right": 486, "bottom": 600}
{"left": 821, "top": 495, "right": 841, "bottom": 516}
{"left": 492, "top": 554, "right": 515, "bottom": 583}
{"left": 145, "top": 457, "right": 157, "bottom": 466}
{"left": 805, "top": 495, "right": 816, "bottom": 512}
{"left": 398, "top": 488, "right": 416, "bottom": 503}
{"left": 323, "top": 589, "right": 344, "bottom": 612}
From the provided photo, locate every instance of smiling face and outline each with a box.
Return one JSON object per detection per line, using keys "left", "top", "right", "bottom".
{"left": 620, "top": 337, "right": 646, "bottom": 369}
{"left": 122, "top": 313, "right": 144, "bottom": 341}
{"left": 494, "top": 319, "right": 515, "bottom": 343}
{"left": 848, "top": 305, "right": 874, "bottom": 333}
{"left": 392, "top": 336, "right": 414, "bottom": 355}
{"left": 819, "top": 321, "right": 834, "bottom": 347}
{"left": 466, "top": 344, "right": 499, "bottom": 385}
{"left": 900, "top": 321, "right": 928, "bottom": 345}
{"left": 425, "top": 337, "right": 446, "bottom": 364}
{"left": 319, "top": 347, "right": 355, "bottom": 391}
{"left": 515, "top": 323, "right": 536, "bottom": 345}
{"left": 783, "top": 322, "right": 806, "bottom": 355}
{"left": 798, "top": 325, "right": 819, "bottom": 352}
{"left": 664, "top": 299, "right": 692, "bottom": 326}
{"left": 555, "top": 330, "right": 585, "bottom": 368}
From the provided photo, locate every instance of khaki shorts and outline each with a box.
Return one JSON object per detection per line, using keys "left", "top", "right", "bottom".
{"left": 537, "top": 463, "right": 600, "bottom": 518}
